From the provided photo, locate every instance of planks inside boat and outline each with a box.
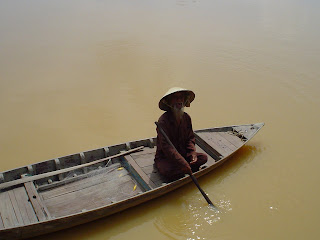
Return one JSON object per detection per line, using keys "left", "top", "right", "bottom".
{"left": 0, "top": 123, "right": 264, "bottom": 239}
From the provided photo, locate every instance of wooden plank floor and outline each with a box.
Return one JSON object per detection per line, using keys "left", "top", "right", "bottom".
{"left": 130, "top": 147, "right": 163, "bottom": 187}
{"left": 0, "top": 213, "right": 4, "bottom": 229}
{"left": 0, "top": 186, "right": 39, "bottom": 229}
{"left": 0, "top": 191, "right": 20, "bottom": 228}
{"left": 196, "top": 131, "right": 243, "bottom": 157}
{"left": 40, "top": 164, "right": 121, "bottom": 200}
{"left": 217, "top": 132, "right": 244, "bottom": 149}
{"left": 40, "top": 163, "right": 142, "bottom": 218}
{"left": 11, "top": 187, "right": 38, "bottom": 225}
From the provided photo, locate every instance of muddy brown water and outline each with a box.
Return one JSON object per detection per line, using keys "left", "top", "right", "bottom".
{"left": 0, "top": 0, "right": 319, "bottom": 239}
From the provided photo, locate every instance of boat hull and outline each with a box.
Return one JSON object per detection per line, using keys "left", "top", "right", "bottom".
{"left": 0, "top": 123, "right": 264, "bottom": 239}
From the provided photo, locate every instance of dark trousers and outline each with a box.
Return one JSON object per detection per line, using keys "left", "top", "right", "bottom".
{"left": 155, "top": 152, "right": 207, "bottom": 182}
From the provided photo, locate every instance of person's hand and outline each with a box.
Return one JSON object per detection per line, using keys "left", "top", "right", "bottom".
{"left": 190, "top": 154, "right": 197, "bottom": 165}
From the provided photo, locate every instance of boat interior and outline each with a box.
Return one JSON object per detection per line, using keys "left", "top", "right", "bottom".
{"left": 0, "top": 124, "right": 262, "bottom": 230}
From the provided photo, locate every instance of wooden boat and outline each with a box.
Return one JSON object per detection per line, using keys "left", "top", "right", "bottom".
{"left": 0, "top": 123, "right": 264, "bottom": 239}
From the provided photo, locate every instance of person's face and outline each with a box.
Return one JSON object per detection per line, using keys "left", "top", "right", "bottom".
{"left": 170, "top": 92, "right": 185, "bottom": 110}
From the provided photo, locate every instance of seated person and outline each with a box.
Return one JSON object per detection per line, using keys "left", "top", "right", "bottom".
{"left": 154, "top": 87, "right": 207, "bottom": 181}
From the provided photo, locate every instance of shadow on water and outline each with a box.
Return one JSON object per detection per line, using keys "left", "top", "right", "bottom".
{"left": 204, "top": 143, "right": 264, "bottom": 185}
{"left": 32, "top": 144, "right": 264, "bottom": 240}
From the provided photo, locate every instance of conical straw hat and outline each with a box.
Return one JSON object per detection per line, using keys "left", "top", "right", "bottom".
{"left": 159, "top": 87, "right": 195, "bottom": 111}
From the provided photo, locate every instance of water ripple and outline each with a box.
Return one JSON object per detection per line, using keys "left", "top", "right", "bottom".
{"left": 154, "top": 193, "right": 233, "bottom": 239}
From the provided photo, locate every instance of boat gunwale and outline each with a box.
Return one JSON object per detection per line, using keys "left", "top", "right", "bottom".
{"left": 0, "top": 123, "right": 264, "bottom": 239}
{"left": 0, "top": 123, "right": 264, "bottom": 177}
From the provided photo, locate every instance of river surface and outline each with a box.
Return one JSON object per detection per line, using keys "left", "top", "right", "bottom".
{"left": 1, "top": 0, "right": 319, "bottom": 239}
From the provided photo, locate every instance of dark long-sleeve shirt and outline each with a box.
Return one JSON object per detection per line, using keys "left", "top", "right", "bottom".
{"left": 155, "top": 111, "right": 196, "bottom": 168}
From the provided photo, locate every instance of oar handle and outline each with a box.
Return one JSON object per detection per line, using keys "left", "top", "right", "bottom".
{"left": 155, "top": 121, "right": 215, "bottom": 207}
{"left": 155, "top": 122, "right": 177, "bottom": 152}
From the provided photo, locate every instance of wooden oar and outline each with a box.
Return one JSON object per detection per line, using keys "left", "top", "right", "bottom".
{"left": 0, "top": 146, "right": 144, "bottom": 191}
{"left": 155, "top": 122, "right": 215, "bottom": 207}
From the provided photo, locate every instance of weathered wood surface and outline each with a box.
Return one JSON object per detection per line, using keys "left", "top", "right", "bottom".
{"left": 8, "top": 190, "right": 24, "bottom": 226}
{"left": 24, "top": 182, "right": 51, "bottom": 221}
{"left": 233, "top": 125, "right": 261, "bottom": 140}
{"left": 54, "top": 158, "right": 64, "bottom": 181}
{"left": 0, "top": 186, "right": 39, "bottom": 230}
{"left": 41, "top": 164, "right": 142, "bottom": 218}
{"left": 0, "top": 123, "right": 264, "bottom": 240}
{"left": 195, "top": 132, "right": 223, "bottom": 160}
{"left": 130, "top": 147, "right": 164, "bottom": 187}
{"left": 124, "top": 155, "right": 157, "bottom": 189}
{"left": 0, "top": 213, "right": 4, "bottom": 230}
{"left": 11, "top": 187, "right": 38, "bottom": 225}
{"left": 141, "top": 164, "right": 164, "bottom": 186}
{"left": 217, "top": 132, "right": 244, "bottom": 149}
{"left": 37, "top": 164, "right": 120, "bottom": 191}
{"left": 40, "top": 164, "right": 121, "bottom": 200}
{"left": 0, "top": 191, "right": 20, "bottom": 228}
{"left": 0, "top": 146, "right": 144, "bottom": 191}
{"left": 196, "top": 132, "right": 237, "bottom": 157}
